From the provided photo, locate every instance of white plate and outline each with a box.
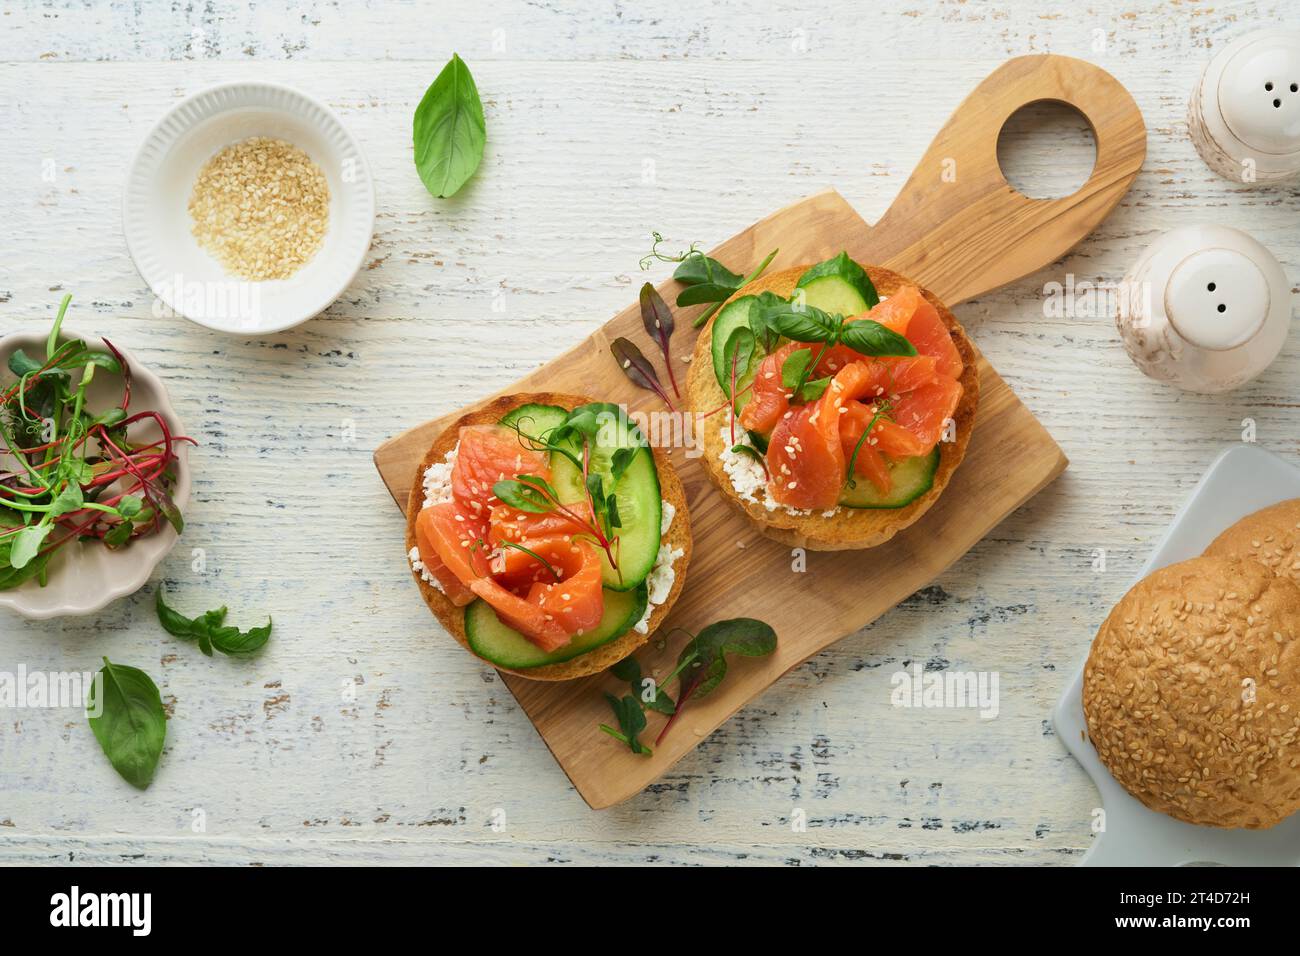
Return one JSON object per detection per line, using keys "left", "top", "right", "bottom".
{"left": 1054, "top": 444, "right": 1300, "bottom": 866}
{"left": 0, "top": 328, "right": 191, "bottom": 619}
{"left": 123, "top": 81, "right": 375, "bottom": 334}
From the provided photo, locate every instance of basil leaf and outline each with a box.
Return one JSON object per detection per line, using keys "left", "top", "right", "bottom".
{"left": 209, "top": 618, "right": 272, "bottom": 656}
{"left": 840, "top": 319, "right": 917, "bottom": 357}
{"left": 413, "top": 53, "right": 486, "bottom": 199}
{"left": 9, "top": 525, "right": 49, "bottom": 570}
{"left": 747, "top": 291, "right": 788, "bottom": 352}
{"left": 768, "top": 303, "right": 841, "bottom": 343}
{"left": 155, "top": 588, "right": 271, "bottom": 658}
{"left": 86, "top": 657, "right": 166, "bottom": 790}
{"left": 796, "top": 251, "right": 880, "bottom": 309}
{"left": 156, "top": 588, "right": 200, "bottom": 638}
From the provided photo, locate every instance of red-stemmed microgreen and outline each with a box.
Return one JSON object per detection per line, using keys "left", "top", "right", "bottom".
{"left": 496, "top": 412, "right": 626, "bottom": 582}
{"left": 722, "top": 325, "right": 756, "bottom": 447}
{"left": 610, "top": 337, "right": 676, "bottom": 412}
{"left": 638, "top": 282, "right": 679, "bottom": 399}
{"left": 597, "top": 618, "right": 778, "bottom": 755}
{"left": 0, "top": 295, "right": 195, "bottom": 590}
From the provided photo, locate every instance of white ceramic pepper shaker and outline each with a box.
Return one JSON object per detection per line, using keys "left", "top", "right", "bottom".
{"left": 1115, "top": 225, "right": 1292, "bottom": 393}
{"left": 1189, "top": 29, "right": 1300, "bottom": 184}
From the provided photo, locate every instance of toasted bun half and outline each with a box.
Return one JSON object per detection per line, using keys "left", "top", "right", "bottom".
{"left": 686, "top": 265, "right": 979, "bottom": 551}
{"left": 1083, "top": 555, "right": 1300, "bottom": 829}
{"left": 1204, "top": 498, "right": 1300, "bottom": 586}
{"left": 404, "top": 392, "right": 692, "bottom": 681}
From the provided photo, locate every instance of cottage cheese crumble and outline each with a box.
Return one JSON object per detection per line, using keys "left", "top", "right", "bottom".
{"left": 421, "top": 443, "right": 459, "bottom": 508}
{"left": 634, "top": 499, "right": 683, "bottom": 634}
{"left": 717, "top": 426, "right": 838, "bottom": 517}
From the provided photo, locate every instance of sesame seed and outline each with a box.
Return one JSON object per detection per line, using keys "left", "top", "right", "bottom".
{"left": 188, "top": 137, "right": 329, "bottom": 281}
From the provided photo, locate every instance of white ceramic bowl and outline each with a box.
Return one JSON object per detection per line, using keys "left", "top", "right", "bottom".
{"left": 123, "top": 81, "right": 375, "bottom": 334}
{"left": 0, "top": 328, "right": 191, "bottom": 619}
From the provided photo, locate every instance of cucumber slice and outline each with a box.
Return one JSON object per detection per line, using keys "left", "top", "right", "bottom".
{"left": 498, "top": 402, "right": 569, "bottom": 437}
{"left": 548, "top": 403, "right": 662, "bottom": 591}
{"left": 839, "top": 449, "right": 940, "bottom": 509}
{"left": 797, "top": 252, "right": 879, "bottom": 314}
{"left": 710, "top": 295, "right": 757, "bottom": 391}
{"left": 465, "top": 584, "right": 648, "bottom": 669}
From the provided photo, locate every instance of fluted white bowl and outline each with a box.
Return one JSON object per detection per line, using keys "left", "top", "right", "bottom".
{"left": 0, "top": 329, "right": 191, "bottom": 619}
{"left": 123, "top": 81, "right": 375, "bottom": 334}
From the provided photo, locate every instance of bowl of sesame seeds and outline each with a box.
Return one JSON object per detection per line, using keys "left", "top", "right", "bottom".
{"left": 123, "top": 81, "right": 375, "bottom": 334}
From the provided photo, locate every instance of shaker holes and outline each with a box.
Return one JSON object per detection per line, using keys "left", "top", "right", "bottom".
{"left": 1264, "top": 80, "right": 1298, "bottom": 107}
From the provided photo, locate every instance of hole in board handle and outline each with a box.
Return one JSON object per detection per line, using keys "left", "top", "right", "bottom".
{"left": 996, "top": 100, "right": 1098, "bottom": 200}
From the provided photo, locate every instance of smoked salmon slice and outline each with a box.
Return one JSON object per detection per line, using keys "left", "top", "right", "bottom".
{"left": 888, "top": 377, "right": 963, "bottom": 452}
{"left": 415, "top": 423, "right": 607, "bottom": 652}
{"left": 414, "top": 505, "right": 479, "bottom": 606}
{"left": 416, "top": 502, "right": 491, "bottom": 606}
{"left": 899, "top": 298, "right": 963, "bottom": 380}
{"left": 850, "top": 287, "right": 962, "bottom": 380}
{"left": 838, "top": 400, "right": 892, "bottom": 494}
{"left": 469, "top": 577, "right": 571, "bottom": 652}
{"left": 452, "top": 424, "right": 550, "bottom": 514}
{"left": 492, "top": 537, "right": 605, "bottom": 638}
{"left": 487, "top": 501, "right": 593, "bottom": 547}
{"left": 767, "top": 400, "right": 845, "bottom": 511}
{"left": 739, "top": 342, "right": 803, "bottom": 435}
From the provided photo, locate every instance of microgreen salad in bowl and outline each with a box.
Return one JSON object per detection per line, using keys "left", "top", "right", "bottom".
{"left": 0, "top": 297, "right": 193, "bottom": 618}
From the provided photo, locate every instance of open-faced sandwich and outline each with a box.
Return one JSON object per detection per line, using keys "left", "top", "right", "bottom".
{"left": 687, "top": 251, "right": 979, "bottom": 551}
{"left": 405, "top": 393, "right": 690, "bottom": 680}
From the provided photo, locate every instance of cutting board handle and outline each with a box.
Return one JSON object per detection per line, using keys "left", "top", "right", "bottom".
{"left": 864, "top": 54, "right": 1146, "bottom": 306}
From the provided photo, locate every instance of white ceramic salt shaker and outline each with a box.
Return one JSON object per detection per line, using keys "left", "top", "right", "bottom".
{"left": 1116, "top": 225, "right": 1292, "bottom": 393}
{"left": 1189, "top": 29, "right": 1300, "bottom": 184}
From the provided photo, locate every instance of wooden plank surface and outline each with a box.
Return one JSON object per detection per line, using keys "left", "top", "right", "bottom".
{"left": 2, "top": 0, "right": 1297, "bottom": 864}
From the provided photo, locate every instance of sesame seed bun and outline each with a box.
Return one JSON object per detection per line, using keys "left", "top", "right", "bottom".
{"left": 1204, "top": 498, "right": 1300, "bottom": 585}
{"left": 1083, "top": 555, "right": 1300, "bottom": 829}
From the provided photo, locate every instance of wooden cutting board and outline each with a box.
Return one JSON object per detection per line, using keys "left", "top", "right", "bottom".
{"left": 374, "top": 54, "right": 1145, "bottom": 808}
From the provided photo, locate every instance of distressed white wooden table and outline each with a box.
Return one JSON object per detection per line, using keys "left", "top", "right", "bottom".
{"left": 1, "top": 0, "right": 1296, "bottom": 866}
